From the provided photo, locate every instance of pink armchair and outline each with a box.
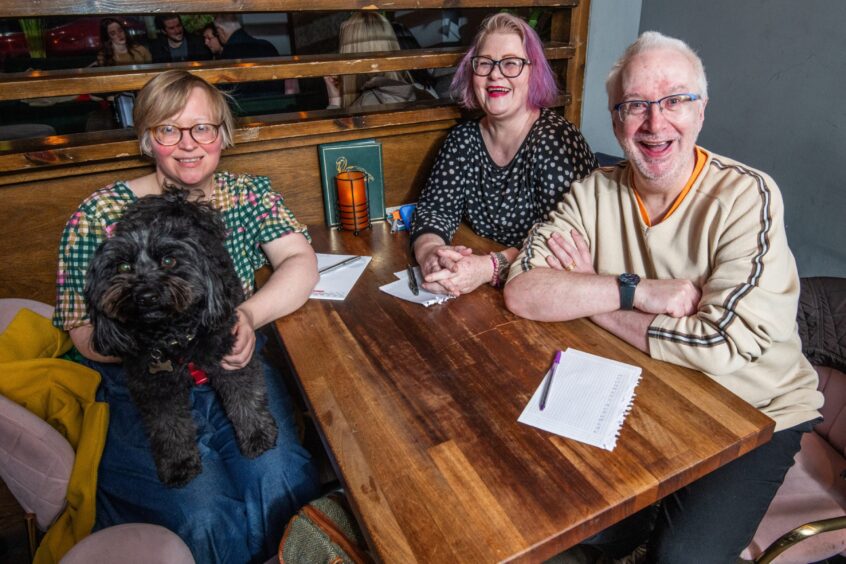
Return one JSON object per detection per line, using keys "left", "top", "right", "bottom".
{"left": 743, "top": 277, "right": 846, "bottom": 563}
{"left": 0, "top": 299, "right": 194, "bottom": 563}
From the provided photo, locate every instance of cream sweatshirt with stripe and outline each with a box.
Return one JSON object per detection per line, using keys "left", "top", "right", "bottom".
{"left": 510, "top": 148, "right": 822, "bottom": 432}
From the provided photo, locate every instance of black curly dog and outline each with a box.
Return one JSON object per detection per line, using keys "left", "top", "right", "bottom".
{"left": 85, "top": 189, "right": 278, "bottom": 487}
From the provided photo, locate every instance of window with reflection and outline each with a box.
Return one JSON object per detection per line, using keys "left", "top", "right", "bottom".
{"left": 0, "top": 9, "right": 558, "bottom": 141}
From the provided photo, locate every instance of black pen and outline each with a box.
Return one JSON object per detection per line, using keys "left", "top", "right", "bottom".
{"left": 406, "top": 264, "right": 419, "bottom": 295}
{"left": 539, "top": 351, "right": 562, "bottom": 410}
{"left": 318, "top": 255, "right": 360, "bottom": 275}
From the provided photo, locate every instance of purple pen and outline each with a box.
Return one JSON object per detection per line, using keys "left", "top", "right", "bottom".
{"left": 539, "top": 350, "right": 562, "bottom": 410}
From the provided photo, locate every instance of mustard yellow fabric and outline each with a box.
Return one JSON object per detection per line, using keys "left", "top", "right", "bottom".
{"left": 0, "top": 308, "right": 108, "bottom": 564}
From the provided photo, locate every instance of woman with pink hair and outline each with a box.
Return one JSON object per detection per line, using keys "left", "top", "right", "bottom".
{"left": 411, "top": 13, "right": 597, "bottom": 296}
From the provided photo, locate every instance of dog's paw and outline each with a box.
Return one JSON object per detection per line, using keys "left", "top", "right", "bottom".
{"left": 239, "top": 420, "right": 278, "bottom": 458}
{"left": 157, "top": 452, "right": 202, "bottom": 488}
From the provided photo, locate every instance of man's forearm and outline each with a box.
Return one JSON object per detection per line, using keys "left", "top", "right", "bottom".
{"left": 504, "top": 269, "right": 621, "bottom": 321}
{"left": 590, "top": 310, "right": 655, "bottom": 353}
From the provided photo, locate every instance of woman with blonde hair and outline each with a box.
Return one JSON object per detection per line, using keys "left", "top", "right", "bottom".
{"left": 325, "top": 12, "right": 430, "bottom": 109}
{"left": 54, "top": 70, "right": 319, "bottom": 563}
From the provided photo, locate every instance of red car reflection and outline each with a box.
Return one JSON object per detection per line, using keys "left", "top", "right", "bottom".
{"left": 46, "top": 16, "right": 147, "bottom": 56}
{"left": 0, "top": 21, "right": 28, "bottom": 64}
{"left": 0, "top": 16, "right": 148, "bottom": 64}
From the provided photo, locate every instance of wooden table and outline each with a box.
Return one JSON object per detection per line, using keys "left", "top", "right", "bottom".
{"left": 274, "top": 223, "right": 775, "bottom": 563}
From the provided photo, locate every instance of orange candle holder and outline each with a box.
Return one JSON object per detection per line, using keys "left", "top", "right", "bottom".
{"left": 335, "top": 170, "right": 371, "bottom": 235}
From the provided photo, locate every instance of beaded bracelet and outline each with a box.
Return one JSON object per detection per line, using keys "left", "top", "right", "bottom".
{"left": 489, "top": 253, "right": 499, "bottom": 287}
{"left": 489, "top": 251, "right": 509, "bottom": 288}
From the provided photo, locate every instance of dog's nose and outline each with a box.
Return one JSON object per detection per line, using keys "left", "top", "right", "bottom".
{"left": 137, "top": 292, "right": 160, "bottom": 307}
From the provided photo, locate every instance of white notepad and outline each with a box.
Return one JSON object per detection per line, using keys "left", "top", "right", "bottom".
{"left": 519, "top": 348, "right": 642, "bottom": 451}
{"left": 378, "top": 266, "right": 454, "bottom": 307}
{"left": 311, "top": 254, "right": 371, "bottom": 301}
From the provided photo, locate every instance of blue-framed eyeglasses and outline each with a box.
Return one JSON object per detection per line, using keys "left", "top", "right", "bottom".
{"left": 470, "top": 56, "right": 531, "bottom": 78}
{"left": 614, "top": 93, "right": 701, "bottom": 121}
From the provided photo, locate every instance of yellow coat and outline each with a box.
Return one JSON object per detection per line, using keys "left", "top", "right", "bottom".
{"left": 0, "top": 308, "right": 108, "bottom": 564}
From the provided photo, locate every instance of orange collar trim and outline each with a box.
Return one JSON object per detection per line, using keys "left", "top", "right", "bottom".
{"left": 633, "top": 146, "right": 708, "bottom": 227}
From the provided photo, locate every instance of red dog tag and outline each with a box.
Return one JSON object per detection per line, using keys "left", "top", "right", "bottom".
{"left": 188, "top": 362, "right": 209, "bottom": 385}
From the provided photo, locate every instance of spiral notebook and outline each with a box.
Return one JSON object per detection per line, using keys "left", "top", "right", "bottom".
{"left": 518, "top": 348, "right": 641, "bottom": 451}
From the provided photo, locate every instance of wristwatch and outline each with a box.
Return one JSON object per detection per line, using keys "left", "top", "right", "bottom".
{"left": 618, "top": 273, "right": 641, "bottom": 311}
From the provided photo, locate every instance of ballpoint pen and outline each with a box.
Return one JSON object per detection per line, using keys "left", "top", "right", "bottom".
{"left": 406, "top": 264, "right": 419, "bottom": 295}
{"left": 539, "top": 351, "right": 562, "bottom": 411}
{"left": 318, "top": 255, "right": 360, "bottom": 275}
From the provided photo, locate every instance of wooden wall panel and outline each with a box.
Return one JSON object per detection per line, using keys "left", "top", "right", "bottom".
{"left": 0, "top": 45, "right": 575, "bottom": 102}
{"left": 0, "top": 0, "right": 578, "bottom": 17}
{"left": 0, "top": 166, "right": 147, "bottom": 304}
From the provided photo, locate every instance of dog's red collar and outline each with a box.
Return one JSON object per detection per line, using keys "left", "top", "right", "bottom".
{"left": 188, "top": 362, "right": 209, "bottom": 385}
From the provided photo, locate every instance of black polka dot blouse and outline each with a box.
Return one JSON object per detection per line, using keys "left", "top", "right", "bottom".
{"left": 411, "top": 108, "right": 598, "bottom": 249}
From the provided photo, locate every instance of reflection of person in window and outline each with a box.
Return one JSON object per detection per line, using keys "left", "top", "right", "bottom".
{"left": 149, "top": 14, "right": 211, "bottom": 63}
{"left": 325, "top": 12, "right": 434, "bottom": 110}
{"left": 213, "top": 15, "right": 285, "bottom": 99}
{"left": 213, "top": 14, "right": 278, "bottom": 59}
{"left": 96, "top": 18, "right": 152, "bottom": 66}
{"left": 202, "top": 23, "right": 224, "bottom": 59}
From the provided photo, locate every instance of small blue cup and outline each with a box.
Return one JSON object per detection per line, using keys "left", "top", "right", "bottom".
{"left": 399, "top": 204, "right": 416, "bottom": 232}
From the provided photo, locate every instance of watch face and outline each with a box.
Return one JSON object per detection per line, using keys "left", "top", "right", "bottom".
{"left": 619, "top": 273, "right": 641, "bottom": 286}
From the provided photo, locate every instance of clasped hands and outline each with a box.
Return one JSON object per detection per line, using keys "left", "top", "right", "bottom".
{"left": 546, "top": 229, "right": 701, "bottom": 318}
{"left": 419, "top": 245, "right": 492, "bottom": 296}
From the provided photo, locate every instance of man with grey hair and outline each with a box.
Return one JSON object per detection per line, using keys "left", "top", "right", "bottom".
{"left": 504, "top": 31, "right": 822, "bottom": 561}
{"left": 213, "top": 14, "right": 278, "bottom": 60}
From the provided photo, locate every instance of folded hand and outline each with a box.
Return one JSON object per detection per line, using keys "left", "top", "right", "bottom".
{"left": 221, "top": 308, "right": 257, "bottom": 370}
{"left": 420, "top": 245, "right": 492, "bottom": 296}
{"left": 636, "top": 279, "right": 701, "bottom": 318}
{"left": 546, "top": 230, "right": 594, "bottom": 274}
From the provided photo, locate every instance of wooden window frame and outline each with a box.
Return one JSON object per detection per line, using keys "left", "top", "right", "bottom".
{"left": 0, "top": 2, "right": 590, "bottom": 178}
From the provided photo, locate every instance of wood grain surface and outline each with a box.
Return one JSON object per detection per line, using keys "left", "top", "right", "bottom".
{"left": 275, "top": 223, "right": 775, "bottom": 563}
{"left": 0, "top": 101, "right": 465, "bottom": 177}
{"left": 0, "top": 0, "right": 579, "bottom": 18}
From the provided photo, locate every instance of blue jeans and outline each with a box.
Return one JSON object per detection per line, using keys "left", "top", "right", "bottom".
{"left": 86, "top": 343, "right": 319, "bottom": 564}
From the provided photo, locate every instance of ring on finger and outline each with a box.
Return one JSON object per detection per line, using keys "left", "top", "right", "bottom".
{"left": 565, "top": 262, "right": 576, "bottom": 271}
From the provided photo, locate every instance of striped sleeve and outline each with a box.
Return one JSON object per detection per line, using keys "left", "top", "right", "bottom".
{"left": 507, "top": 183, "right": 592, "bottom": 283}
{"left": 647, "top": 160, "right": 801, "bottom": 375}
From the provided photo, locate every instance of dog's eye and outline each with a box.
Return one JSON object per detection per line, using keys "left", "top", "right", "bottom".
{"left": 161, "top": 257, "right": 177, "bottom": 269}
{"left": 117, "top": 262, "right": 132, "bottom": 273}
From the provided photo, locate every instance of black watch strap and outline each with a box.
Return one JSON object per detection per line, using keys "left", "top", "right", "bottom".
{"left": 618, "top": 273, "right": 640, "bottom": 310}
